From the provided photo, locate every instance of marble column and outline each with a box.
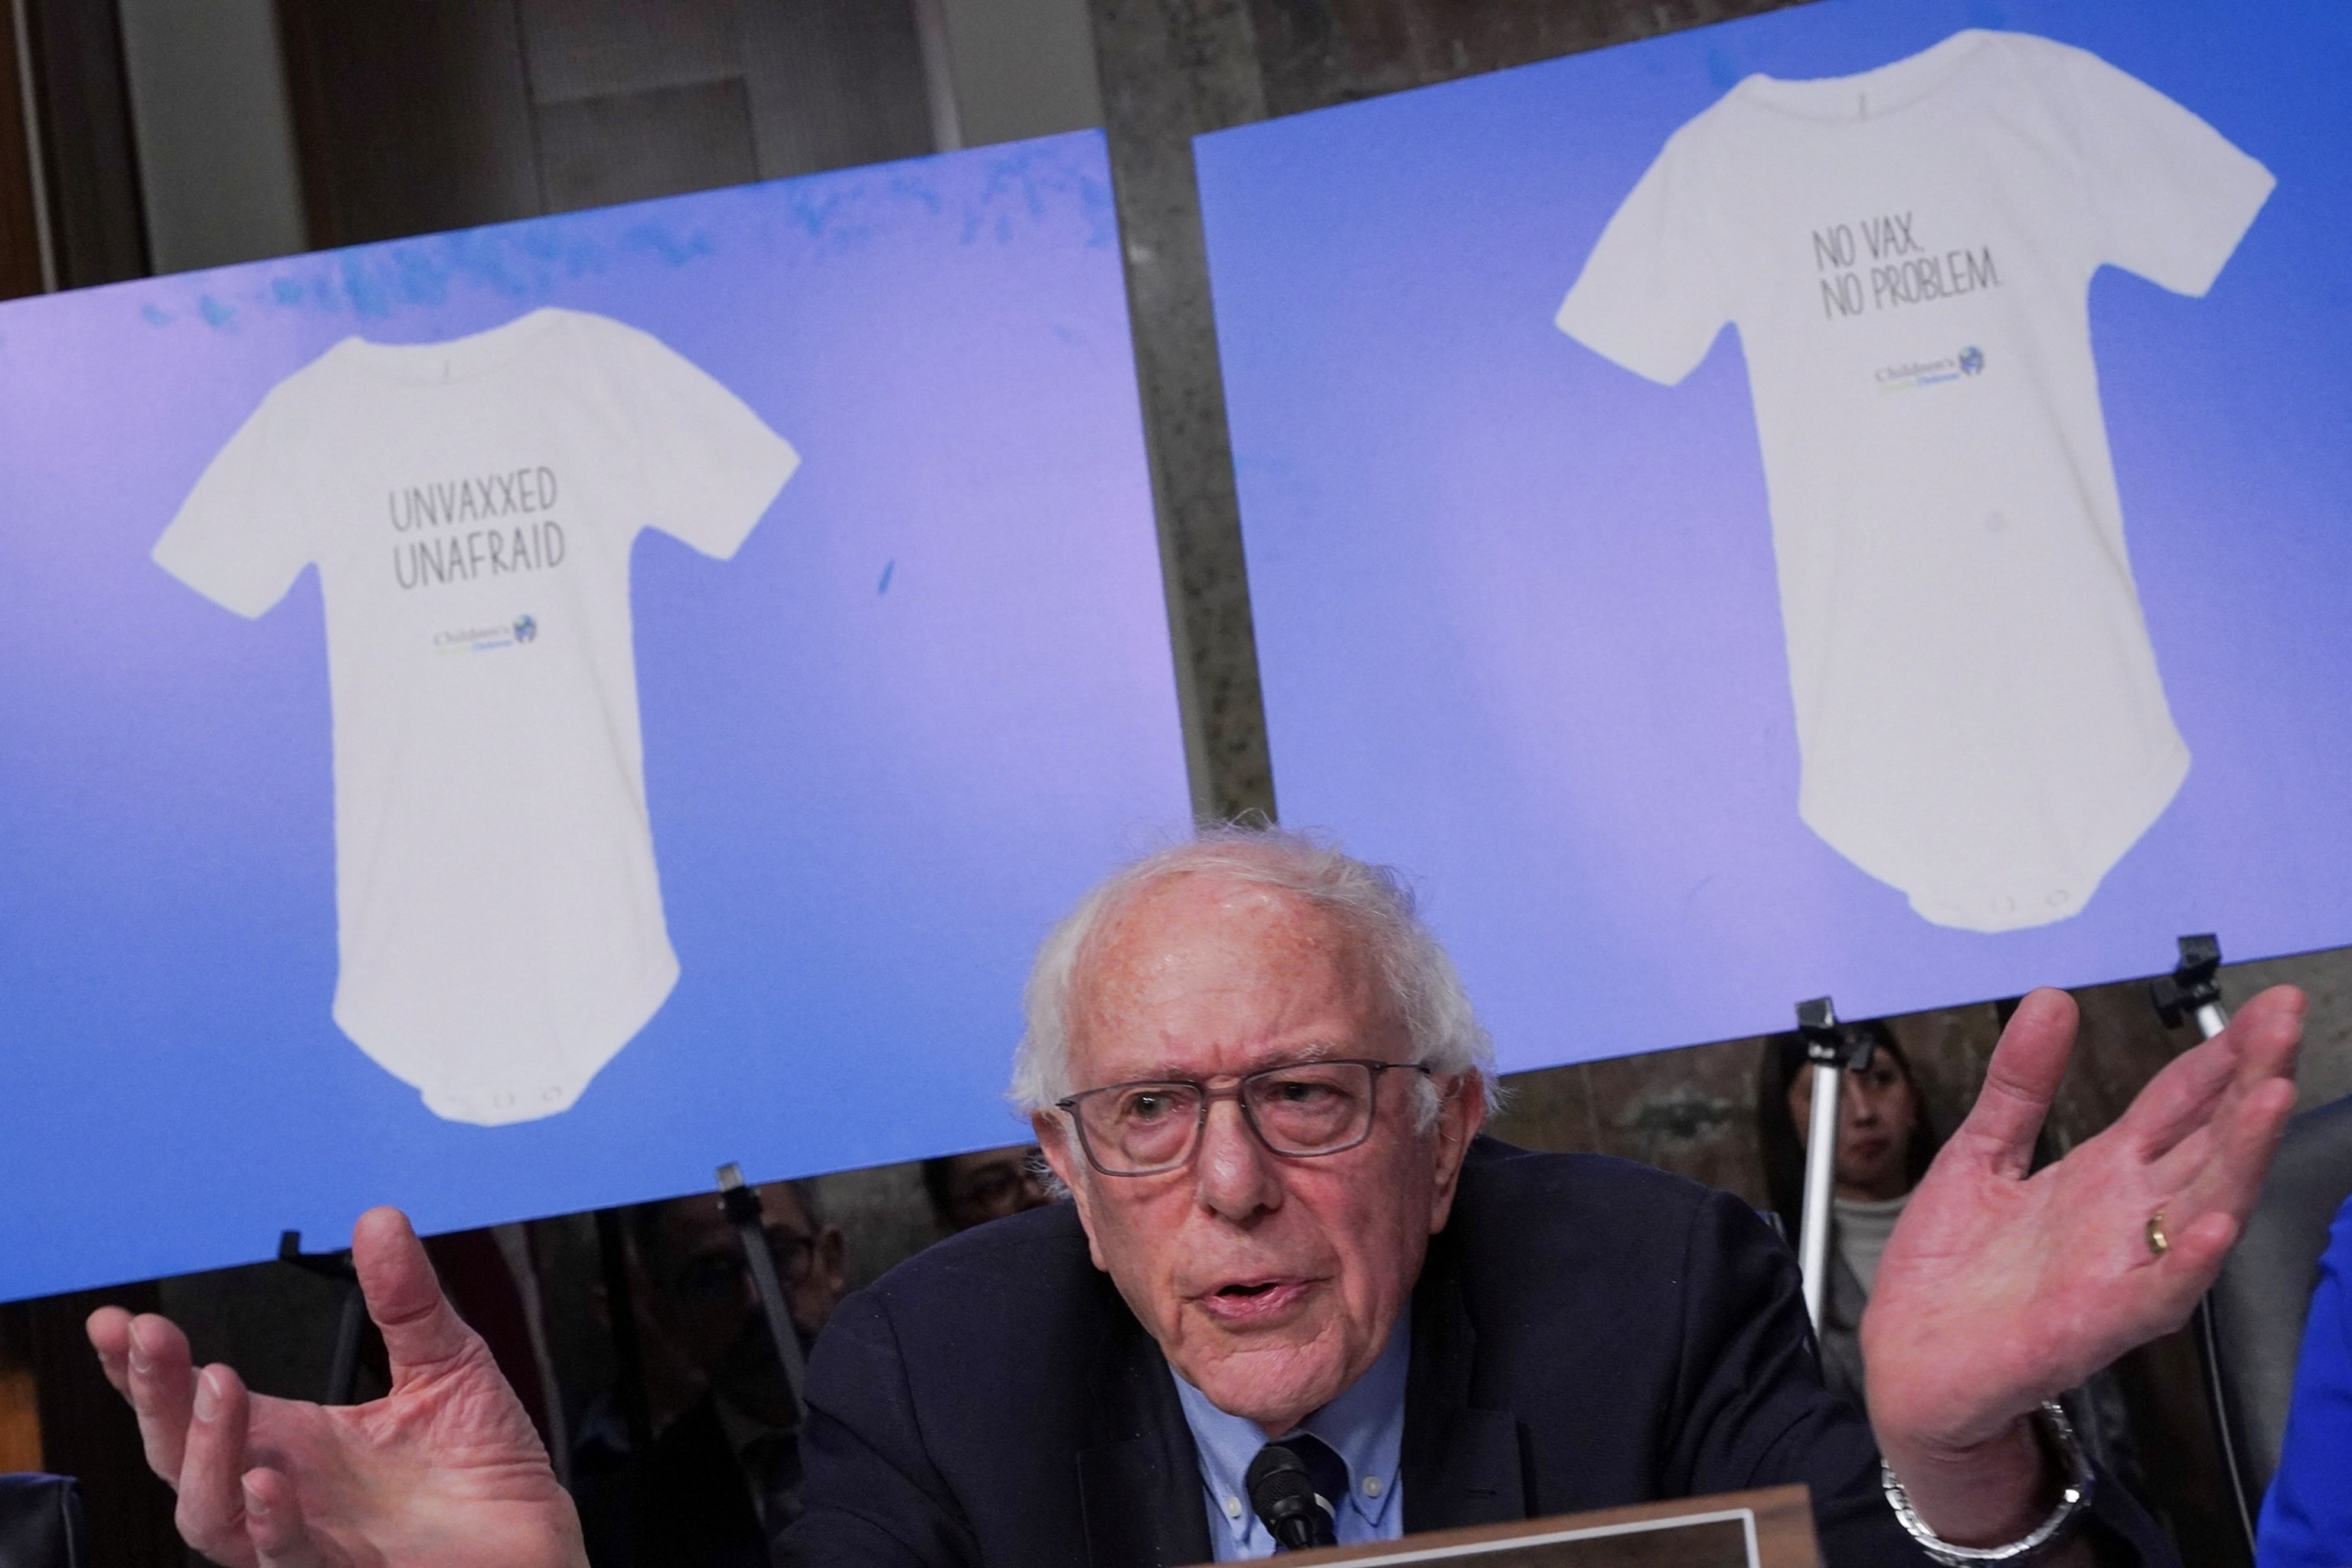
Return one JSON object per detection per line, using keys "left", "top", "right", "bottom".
{"left": 1085, "top": 0, "right": 1811, "bottom": 818}
{"left": 1089, "top": 0, "right": 1273, "bottom": 820}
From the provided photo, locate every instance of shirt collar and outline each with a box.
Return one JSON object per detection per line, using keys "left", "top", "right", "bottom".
{"left": 1171, "top": 1318, "right": 1410, "bottom": 1552}
{"left": 709, "top": 1391, "right": 793, "bottom": 1463}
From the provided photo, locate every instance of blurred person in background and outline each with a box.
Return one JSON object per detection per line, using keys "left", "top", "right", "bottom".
{"left": 1759, "top": 1021, "right": 1942, "bottom": 1407}
{"left": 920, "top": 1145, "right": 1054, "bottom": 1235}
{"left": 581, "top": 1180, "right": 845, "bottom": 1568}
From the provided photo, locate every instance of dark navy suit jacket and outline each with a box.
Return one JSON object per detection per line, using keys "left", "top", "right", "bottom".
{"left": 781, "top": 1138, "right": 2174, "bottom": 1566}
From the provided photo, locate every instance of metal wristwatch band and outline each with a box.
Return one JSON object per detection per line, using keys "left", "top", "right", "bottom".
{"left": 1880, "top": 1400, "right": 2095, "bottom": 1565}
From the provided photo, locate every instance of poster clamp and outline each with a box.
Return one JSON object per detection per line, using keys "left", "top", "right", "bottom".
{"left": 715, "top": 1162, "right": 808, "bottom": 1424}
{"left": 2150, "top": 933, "right": 2230, "bottom": 1042}
{"left": 1794, "top": 997, "right": 1873, "bottom": 1332}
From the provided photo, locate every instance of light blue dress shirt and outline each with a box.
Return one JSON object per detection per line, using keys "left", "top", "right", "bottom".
{"left": 1171, "top": 1322, "right": 1410, "bottom": 1560}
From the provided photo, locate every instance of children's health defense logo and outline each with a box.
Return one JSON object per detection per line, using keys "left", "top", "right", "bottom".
{"left": 1875, "top": 346, "right": 1986, "bottom": 394}
{"left": 433, "top": 615, "right": 541, "bottom": 655}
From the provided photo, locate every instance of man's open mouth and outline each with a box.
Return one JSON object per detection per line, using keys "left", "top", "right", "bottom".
{"left": 1193, "top": 1276, "right": 1314, "bottom": 1325}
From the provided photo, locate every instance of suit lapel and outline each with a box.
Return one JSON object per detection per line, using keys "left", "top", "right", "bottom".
{"left": 1075, "top": 1277, "right": 1213, "bottom": 1568}
{"left": 1401, "top": 1228, "right": 1527, "bottom": 1531}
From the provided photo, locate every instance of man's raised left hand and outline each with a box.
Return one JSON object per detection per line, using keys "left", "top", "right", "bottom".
{"left": 1863, "top": 984, "right": 2304, "bottom": 1547}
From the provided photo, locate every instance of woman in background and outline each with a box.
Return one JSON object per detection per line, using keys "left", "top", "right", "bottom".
{"left": 1757, "top": 1020, "right": 1939, "bottom": 1409}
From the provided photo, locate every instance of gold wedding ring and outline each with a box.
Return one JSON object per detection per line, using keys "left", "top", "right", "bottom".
{"left": 2146, "top": 1210, "right": 2170, "bottom": 1258}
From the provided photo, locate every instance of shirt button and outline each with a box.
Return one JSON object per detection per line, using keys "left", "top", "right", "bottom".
{"left": 1223, "top": 1495, "right": 1243, "bottom": 1520}
{"left": 1363, "top": 1476, "right": 1383, "bottom": 1498}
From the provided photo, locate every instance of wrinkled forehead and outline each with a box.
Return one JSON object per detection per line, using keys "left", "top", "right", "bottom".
{"left": 1064, "top": 871, "right": 1397, "bottom": 1082}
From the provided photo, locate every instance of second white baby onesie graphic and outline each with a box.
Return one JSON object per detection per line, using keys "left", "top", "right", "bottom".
{"left": 154, "top": 307, "right": 798, "bottom": 1124}
{"left": 1557, "top": 30, "right": 2272, "bottom": 933}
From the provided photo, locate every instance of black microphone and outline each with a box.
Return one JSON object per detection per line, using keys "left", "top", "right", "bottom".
{"left": 1246, "top": 1441, "right": 1339, "bottom": 1551}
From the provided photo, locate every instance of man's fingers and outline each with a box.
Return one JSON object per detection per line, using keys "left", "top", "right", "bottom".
{"left": 87, "top": 1307, "right": 135, "bottom": 1398}
{"left": 175, "top": 1364, "right": 260, "bottom": 1567}
{"left": 2112, "top": 1028, "right": 2239, "bottom": 1161}
{"left": 2220, "top": 1073, "right": 2301, "bottom": 1171}
{"left": 2146, "top": 1122, "right": 2216, "bottom": 1194}
{"left": 100, "top": 1312, "right": 201, "bottom": 1488}
{"left": 1952, "top": 988, "right": 2077, "bottom": 1177}
{"left": 2166, "top": 1208, "right": 2242, "bottom": 1273}
{"left": 244, "top": 1468, "right": 335, "bottom": 1568}
{"left": 2173, "top": 1074, "right": 2299, "bottom": 1226}
{"left": 2140, "top": 1210, "right": 2244, "bottom": 1332}
{"left": 2126, "top": 988, "right": 2301, "bottom": 1176}
{"left": 2231, "top": 985, "right": 2308, "bottom": 1075}
{"left": 351, "top": 1206, "right": 479, "bottom": 1385}
{"left": 126, "top": 1315, "right": 200, "bottom": 1487}
{"left": 2117, "top": 986, "right": 2301, "bottom": 1160}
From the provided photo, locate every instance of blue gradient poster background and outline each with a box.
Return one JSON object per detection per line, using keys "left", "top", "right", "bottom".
{"left": 1197, "top": 3, "right": 2352, "bottom": 1074}
{"left": 0, "top": 132, "right": 1186, "bottom": 1299}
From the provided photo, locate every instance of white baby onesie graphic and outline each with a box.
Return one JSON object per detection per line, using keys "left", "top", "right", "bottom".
{"left": 154, "top": 307, "right": 798, "bottom": 1123}
{"left": 1556, "top": 31, "right": 2272, "bottom": 933}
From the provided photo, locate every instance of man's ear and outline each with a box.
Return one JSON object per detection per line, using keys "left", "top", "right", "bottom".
{"left": 1034, "top": 1111, "right": 1109, "bottom": 1272}
{"left": 1426, "top": 1073, "right": 1487, "bottom": 1235}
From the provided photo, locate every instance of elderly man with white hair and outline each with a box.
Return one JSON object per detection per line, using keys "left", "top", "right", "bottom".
{"left": 90, "top": 828, "right": 2301, "bottom": 1567}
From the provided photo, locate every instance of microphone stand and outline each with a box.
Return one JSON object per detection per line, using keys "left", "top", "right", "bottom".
{"left": 1795, "top": 997, "right": 1873, "bottom": 1332}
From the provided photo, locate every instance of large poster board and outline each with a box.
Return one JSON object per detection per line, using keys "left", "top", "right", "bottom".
{"left": 0, "top": 132, "right": 1186, "bottom": 1299}
{"left": 1197, "top": 1, "right": 2352, "bottom": 1074}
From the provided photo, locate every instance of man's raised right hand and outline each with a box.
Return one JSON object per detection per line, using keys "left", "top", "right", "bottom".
{"left": 87, "top": 1206, "right": 584, "bottom": 1568}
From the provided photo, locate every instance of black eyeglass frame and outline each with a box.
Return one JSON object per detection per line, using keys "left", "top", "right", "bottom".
{"left": 668, "top": 1224, "right": 816, "bottom": 1308}
{"left": 1054, "top": 1059, "right": 1438, "bottom": 1178}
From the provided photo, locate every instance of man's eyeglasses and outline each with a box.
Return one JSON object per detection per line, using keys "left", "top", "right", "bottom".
{"left": 669, "top": 1225, "right": 815, "bottom": 1309}
{"left": 1055, "top": 1059, "right": 1435, "bottom": 1177}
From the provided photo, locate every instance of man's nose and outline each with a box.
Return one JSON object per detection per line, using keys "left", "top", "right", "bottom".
{"left": 1193, "top": 1097, "right": 1280, "bottom": 1220}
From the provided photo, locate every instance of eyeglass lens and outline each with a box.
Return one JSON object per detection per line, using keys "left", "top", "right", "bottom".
{"left": 1078, "top": 1062, "right": 1377, "bottom": 1173}
{"left": 673, "top": 1226, "right": 814, "bottom": 1305}
{"left": 956, "top": 1163, "right": 1031, "bottom": 1213}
